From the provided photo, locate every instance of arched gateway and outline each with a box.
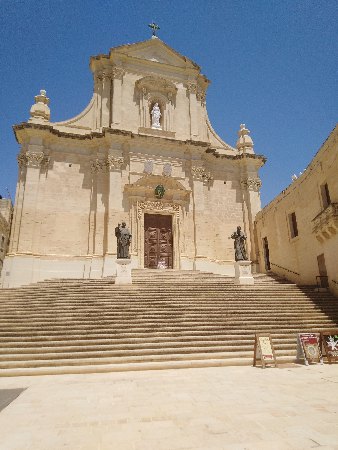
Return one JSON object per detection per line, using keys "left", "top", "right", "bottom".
{"left": 1, "top": 37, "right": 265, "bottom": 288}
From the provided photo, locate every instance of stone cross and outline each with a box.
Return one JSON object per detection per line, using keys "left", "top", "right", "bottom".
{"left": 148, "top": 22, "right": 160, "bottom": 37}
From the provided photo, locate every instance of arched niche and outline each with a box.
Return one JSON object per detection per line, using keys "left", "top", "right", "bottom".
{"left": 135, "top": 76, "right": 177, "bottom": 132}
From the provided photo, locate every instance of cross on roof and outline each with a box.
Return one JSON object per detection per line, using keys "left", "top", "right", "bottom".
{"left": 148, "top": 22, "right": 160, "bottom": 37}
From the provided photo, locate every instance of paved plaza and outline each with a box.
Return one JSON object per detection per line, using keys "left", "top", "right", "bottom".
{"left": 0, "top": 364, "right": 338, "bottom": 449}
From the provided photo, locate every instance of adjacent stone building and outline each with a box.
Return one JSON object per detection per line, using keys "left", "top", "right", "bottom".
{"left": 255, "top": 125, "right": 338, "bottom": 296}
{"left": 0, "top": 198, "right": 12, "bottom": 277}
{"left": 1, "top": 37, "right": 265, "bottom": 287}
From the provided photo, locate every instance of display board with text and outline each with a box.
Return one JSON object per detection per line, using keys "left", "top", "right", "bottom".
{"left": 253, "top": 333, "right": 277, "bottom": 368}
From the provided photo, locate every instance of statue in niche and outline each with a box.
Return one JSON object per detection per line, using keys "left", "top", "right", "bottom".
{"left": 230, "top": 226, "right": 248, "bottom": 261}
{"left": 151, "top": 102, "right": 162, "bottom": 129}
{"left": 115, "top": 222, "right": 132, "bottom": 259}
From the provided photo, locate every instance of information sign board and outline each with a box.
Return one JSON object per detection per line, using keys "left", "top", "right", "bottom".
{"left": 321, "top": 330, "right": 338, "bottom": 364}
{"left": 253, "top": 333, "right": 277, "bottom": 368}
{"left": 297, "top": 333, "right": 323, "bottom": 365}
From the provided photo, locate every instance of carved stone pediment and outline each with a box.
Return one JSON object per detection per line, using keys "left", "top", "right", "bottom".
{"left": 136, "top": 76, "right": 177, "bottom": 97}
{"left": 111, "top": 39, "right": 198, "bottom": 69}
{"left": 124, "top": 174, "right": 190, "bottom": 203}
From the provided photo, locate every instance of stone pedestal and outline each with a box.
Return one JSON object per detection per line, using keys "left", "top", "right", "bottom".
{"left": 234, "top": 260, "right": 254, "bottom": 285}
{"left": 115, "top": 259, "right": 132, "bottom": 285}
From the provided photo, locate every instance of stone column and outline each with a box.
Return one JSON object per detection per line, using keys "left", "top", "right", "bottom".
{"left": 196, "top": 88, "right": 207, "bottom": 141}
{"left": 187, "top": 82, "right": 199, "bottom": 139}
{"left": 139, "top": 87, "right": 148, "bottom": 128}
{"left": 9, "top": 153, "right": 28, "bottom": 253}
{"left": 94, "top": 73, "right": 103, "bottom": 129}
{"left": 88, "top": 163, "right": 98, "bottom": 256}
{"left": 111, "top": 67, "right": 125, "bottom": 128}
{"left": 106, "top": 154, "right": 124, "bottom": 254}
{"left": 102, "top": 152, "right": 124, "bottom": 277}
{"left": 101, "top": 70, "right": 112, "bottom": 128}
{"left": 191, "top": 164, "right": 213, "bottom": 268}
{"left": 87, "top": 157, "right": 110, "bottom": 278}
{"left": 240, "top": 176, "right": 262, "bottom": 264}
{"left": 89, "top": 157, "right": 108, "bottom": 256}
{"left": 16, "top": 148, "right": 49, "bottom": 254}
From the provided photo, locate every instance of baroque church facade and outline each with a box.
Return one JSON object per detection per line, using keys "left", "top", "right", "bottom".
{"left": 1, "top": 37, "right": 265, "bottom": 288}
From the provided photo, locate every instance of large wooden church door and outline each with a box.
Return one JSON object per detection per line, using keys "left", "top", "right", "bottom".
{"left": 144, "top": 214, "right": 173, "bottom": 269}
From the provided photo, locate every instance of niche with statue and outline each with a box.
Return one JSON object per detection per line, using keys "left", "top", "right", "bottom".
{"left": 136, "top": 76, "right": 177, "bottom": 135}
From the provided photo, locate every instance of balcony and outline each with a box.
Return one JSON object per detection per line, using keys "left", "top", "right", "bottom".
{"left": 312, "top": 203, "right": 338, "bottom": 241}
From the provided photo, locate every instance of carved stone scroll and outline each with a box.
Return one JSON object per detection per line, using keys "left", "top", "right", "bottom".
{"left": 241, "top": 177, "right": 262, "bottom": 192}
{"left": 91, "top": 156, "right": 124, "bottom": 173}
{"left": 196, "top": 88, "right": 206, "bottom": 105}
{"left": 107, "top": 156, "right": 124, "bottom": 170}
{"left": 192, "top": 166, "right": 213, "bottom": 182}
{"left": 17, "top": 152, "right": 50, "bottom": 169}
{"left": 186, "top": 82, "right": 197, "bottom": 94}
{"left": 91, "top": 159, "right": 105, "bottom": 173}
{"left": 111, "top": 67, "right": 125, "bottom": 80}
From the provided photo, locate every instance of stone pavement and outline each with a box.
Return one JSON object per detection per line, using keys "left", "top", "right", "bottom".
{"left": 0, "top": 364, "right": 338, "bottom": 450}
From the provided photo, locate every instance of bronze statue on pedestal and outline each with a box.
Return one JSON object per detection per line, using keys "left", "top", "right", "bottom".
{"left": 115, "top": 222, "right": 132, "bottom": 259}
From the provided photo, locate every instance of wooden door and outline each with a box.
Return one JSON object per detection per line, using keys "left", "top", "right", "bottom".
{"left": 317, "top": 253, "right": 328, "bottom": 287}
{"left": 144, "top": 214, "right": 173, "bottom": 269}
{"left": 263, "top": 237, "right": 271, "bottom": 271}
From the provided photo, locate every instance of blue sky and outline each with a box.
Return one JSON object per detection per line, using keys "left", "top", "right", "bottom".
{"left": 0, "top": 0, "right": 336, "bottom": 206}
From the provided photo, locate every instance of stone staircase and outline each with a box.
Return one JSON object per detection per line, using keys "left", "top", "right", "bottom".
{"left": 0, "top": 269, "right": 337, "bottom": 376}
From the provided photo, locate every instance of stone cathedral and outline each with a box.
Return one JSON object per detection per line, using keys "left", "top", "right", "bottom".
{"left": 2, "top": 36, "right": 265, "bottom": 288}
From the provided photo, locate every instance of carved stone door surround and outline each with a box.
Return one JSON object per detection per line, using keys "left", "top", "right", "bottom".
{"left": 144, "top": 213, "right": 173, "bottom": 269}
{"left": 135, "top": 200, "right": 180, "bottom": 269}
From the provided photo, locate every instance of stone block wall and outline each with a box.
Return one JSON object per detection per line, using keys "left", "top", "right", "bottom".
{"left": 255, "top": 125, "right": 338, "bottom": 296}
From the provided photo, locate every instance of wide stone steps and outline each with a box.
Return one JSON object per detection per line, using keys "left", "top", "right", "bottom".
{"left": 0, "top": 342, "right": 298, "bottom": 360}
{"left": 0, "top": 349, "right": 298, "bottom": 371}
{"left": 0, "top": 270, "right": 337, "bottom": 375}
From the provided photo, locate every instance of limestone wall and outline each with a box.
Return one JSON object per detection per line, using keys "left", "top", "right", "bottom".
{"left": 255, "top": 125, "right": 338, "bottom": 296}
{"left": 0, "top": 199, "right": 12, "bottom": 277}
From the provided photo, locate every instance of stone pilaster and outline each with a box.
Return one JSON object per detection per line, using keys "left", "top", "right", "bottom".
{"left": 240, "top": 175, "right": 262, "bottom": 263}
{"left": 15, "top": 148, "right": 49, "bottom": 254}
{"left": 187, "top": 82, "right": 199, "bottom": 139}
{"left": 106, "top": 152, "right": 125, "bottom": 254}
{"left": 94, "top": 73, "right": 103, "bottom": 129}
{"left": 111, "top": 67, "right": 125, "bottom": 127}
{"left": 95, "top": 163, "right": 108, "bottom": 256}
{"left": 191, "top": 164, "right": 212, "bottom": 265}
{"left": 101, "top": 70, "right": 112, "bottom": 128}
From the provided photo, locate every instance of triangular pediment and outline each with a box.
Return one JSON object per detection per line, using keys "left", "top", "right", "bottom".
{"left": 111, "top": 39, "right": 199, "bottom": 70}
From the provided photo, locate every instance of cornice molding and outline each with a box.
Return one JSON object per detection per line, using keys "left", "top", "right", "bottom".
{"left": 12, "top": 123, "right": 268, "bottom": 165}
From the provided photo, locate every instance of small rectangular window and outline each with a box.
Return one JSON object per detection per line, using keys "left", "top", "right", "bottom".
{"left": 321, "top": 183, "right": 331, "bottom": 209}
{"left": 289, "top": 212, "right": 298, "bottom": 238}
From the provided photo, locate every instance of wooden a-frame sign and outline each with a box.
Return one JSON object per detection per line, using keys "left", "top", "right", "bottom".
{"left": 321, "top": 330, "right": 338, "bottom": 364}
{"left": 253, "top": 333, "right": 277, "bottom": 368}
